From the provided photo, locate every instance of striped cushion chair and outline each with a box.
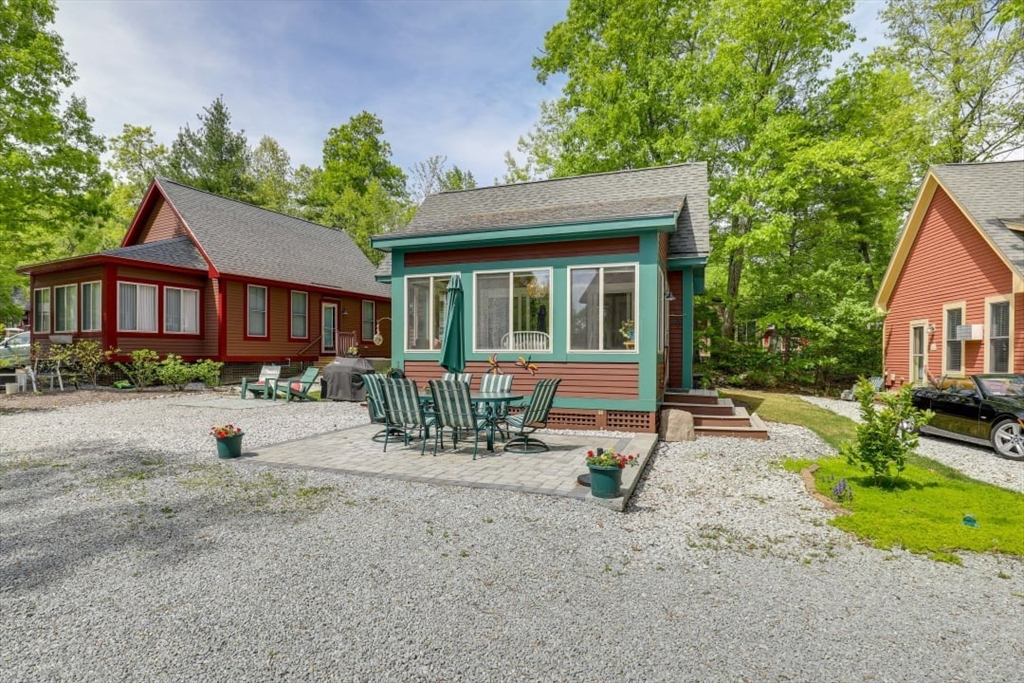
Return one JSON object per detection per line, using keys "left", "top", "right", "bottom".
{"left": 362, "top": 373, "right": 401, "bottom": 444}
{"left": 441, "top": 372, "right": 473, "bottom": 385}
{"left": 428, "top": 379, "right": 489, "bottom": 459}
{"left": 380, "top": 377, "right": 434, "bottom": 455}
{"left": 478, "top": 373, "right": 514, "bottom": 440}
{"left": 503, "top": 378, "right": 561, "bottom": 453}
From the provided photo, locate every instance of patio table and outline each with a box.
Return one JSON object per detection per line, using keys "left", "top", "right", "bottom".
{"left": 420, "top": 391, "right": 523, "bottom": 452}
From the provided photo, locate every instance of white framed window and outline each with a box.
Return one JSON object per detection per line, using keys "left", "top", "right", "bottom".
{"left": 943, "top": 302, "right": 965, "bottom": 376}
{"left": 54, "top": 284, "right": 77, "bottom": 333}
{"left": 164, "top": 287, "right": 199, "bottom": 334}
{"left": 909, "top": 320, "right": 928, "bottom": 385}
{"left": 118, "top": 282, "right": 158, "bottom": 332}
{"left": 290, "top": 291, "right": 308, "bottom": 339}
{"left": 361, "top": 300, "right": 375, "bottom": 341}
{"left": 81, "top": 281, "right": 101, "bottom": 332}
{"left": 568, "top": 264, "right": 638, "bottom": 352}
{"left": 247, "top": 285, "right": 267, "bottom": 337}
{"left": 986, "top": 296, "right": 1012, "bottom": 373}
{"left": 473, "top": 268, "right": 552, "bottom": 352}
{"left": 33, "top": 288, "right": 51, "bottom": 333}
{"left": 405, "top": 274, "right": 451, "bottom": 351}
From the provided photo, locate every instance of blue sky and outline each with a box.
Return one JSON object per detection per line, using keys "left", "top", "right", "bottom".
{"left": 55, "top": 0, "right": 889, "bottom": 187}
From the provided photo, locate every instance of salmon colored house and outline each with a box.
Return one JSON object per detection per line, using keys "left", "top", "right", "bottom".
{"left": 17, "top": 179, "right": 391, "bottom": 377}
{"left": 875, "top": 161, "right": 1023, "bottom": 389}
{"left": 371, "top": 164, "right": 710, "bottom": 432}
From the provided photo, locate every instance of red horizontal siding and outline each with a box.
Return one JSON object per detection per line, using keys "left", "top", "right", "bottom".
{"left": 403, "top": 360, "right": 639, "bottom": 399}
{"left": 138, "top": 196, "right": 187, "bottom": 243}
{"left": 405, "top": 236, "right": 639, "bottom": 268}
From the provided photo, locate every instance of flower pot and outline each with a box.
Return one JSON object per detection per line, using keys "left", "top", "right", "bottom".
{"left": 588, "top": 464, "right": 623, "bottom": 499}
{"left": 216, "top": 434, "right": 243, "bottom": 459}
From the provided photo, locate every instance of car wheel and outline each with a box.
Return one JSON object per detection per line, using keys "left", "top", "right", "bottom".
{"left": 990, "top": 419, "right": 1024, "bottom": 461}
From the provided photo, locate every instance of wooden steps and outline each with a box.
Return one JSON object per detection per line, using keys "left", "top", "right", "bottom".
{"left": 661, "top": 390, "right": 769, "bottom": 440}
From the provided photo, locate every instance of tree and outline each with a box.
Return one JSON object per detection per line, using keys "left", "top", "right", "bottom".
{"left": 105, "top": 124, "right": 168, "bottom": 229}
{"left": 878, "top": 0, "right": 1024, "bottom": 162}
{"left": 0, "top": 0, "right": 110, "bottom": 321}
{"left": 410, "top": 155, "right": 477, "bottom": 203}
{"left": 163, "top": 96, "right": 254, "bottom": 201}
{"left": 300, "top": 112, "right": 410, "bottom": 262}
{"left": 250, "top": 135, "right": 296, "bottom": 215}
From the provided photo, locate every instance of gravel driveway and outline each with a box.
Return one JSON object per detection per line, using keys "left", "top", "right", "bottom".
{"left": 1, "top": 394, "right": 1022, "bottom": 682}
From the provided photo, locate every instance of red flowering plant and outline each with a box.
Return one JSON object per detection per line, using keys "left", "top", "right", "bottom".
{"left": 585, "top": 447, "right": 638, "bottom": 469}
{"left": 210, "top": 424, "right": 243, "bottom": 439}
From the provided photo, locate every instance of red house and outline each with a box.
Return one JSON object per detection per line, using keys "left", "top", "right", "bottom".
{"left": 17, "top": 179, "right": 391, "bottom": 378}
{"left": 875, "top": 161, "right": 1023, "bottom": 388}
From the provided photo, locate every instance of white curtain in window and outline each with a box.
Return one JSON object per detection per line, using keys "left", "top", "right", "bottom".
{"left": 166, "top": 288, "right": 181, "bottom": 332}
{"left": 119, "top": 283, "right": 137, "bottom": 330}
{"left": 82, "top": 283, "right": 101, "bottom": 331}
{"left": 476, "top": 273, "right": 509, "bottom": 349}
{"left": 139, "top": 285, "right": 157, "bottom": 332}
{"left": 182, "top": 290, "right": 198, "bottom": 333}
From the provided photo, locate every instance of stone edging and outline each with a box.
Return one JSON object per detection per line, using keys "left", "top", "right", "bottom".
{"left": 799, "top": 464, "right": 852, "bottom": 516}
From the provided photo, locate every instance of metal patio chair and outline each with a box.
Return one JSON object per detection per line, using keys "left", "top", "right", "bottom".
{"left": 380, "top": 377, "right": 434, "bottom": 454}
{"left": 503, "top": 378, "right": 561, "bottom": 453}
{"left": 428, "top": 379, "right": 489, "bottom": 459}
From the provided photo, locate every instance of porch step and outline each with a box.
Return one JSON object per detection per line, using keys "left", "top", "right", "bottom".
{"left": 663, "top": 389, "right": 720, "bottom": 405}
{"left": 661, "top": 397, "right": 736, "bottom": 416}
{"left": 691, "top": 407, "right": 753, "bottom": 427}
{"left": 694, "top": 412, "right": 769, "bottom": 440}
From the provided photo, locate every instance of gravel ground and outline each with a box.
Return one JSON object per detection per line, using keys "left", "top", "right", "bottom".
{"left": 1, "top": 393, "right": 1022, "bottom": 682}
{"left": 800, "top": 395, "right": 1024, "bottom": 493}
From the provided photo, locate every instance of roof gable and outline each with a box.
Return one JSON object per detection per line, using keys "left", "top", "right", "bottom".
{"left": 875, "top": 161, "right": 1024, "bottom": 309}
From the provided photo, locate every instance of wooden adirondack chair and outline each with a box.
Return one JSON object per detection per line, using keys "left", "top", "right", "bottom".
{"left": 240, "top": 365, "right": 282, "bottom": 399}
{"left": 275, "top": 367, "right": 320, "bottom": 402}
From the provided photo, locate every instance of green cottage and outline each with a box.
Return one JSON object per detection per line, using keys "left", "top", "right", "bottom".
{"left": 371, "top": 163, "right": 710, "bottom": 433}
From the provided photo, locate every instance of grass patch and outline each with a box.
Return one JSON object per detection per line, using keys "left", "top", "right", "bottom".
{"left": 731, "top": 390, "right": 1024, "bottom": 559}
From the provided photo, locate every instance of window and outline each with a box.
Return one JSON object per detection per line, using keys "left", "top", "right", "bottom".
{"left": 54, "top": 284, "right": 77, "bottom": 333}
{"left": 989, "top": 300, "right": 1010, "bottom": 373}
{"left": 910, "top": 323, "right": 926, "bottom": 384}
{"left": 474, "top": 269, "right": 551, "bottom": 351}
{"left": 82, "top": 282, "right": 101, "bottom": 332}
{"left": 406, "top": 275, "right": 450, "bottom": 350}
{"left": 569, "top": 265, "right": 637, "bottom": 352}
{"left": 290, "top": 291, "right": 308, "bottom": 339}
{"left": 118, "top": 283, "right": 157, "bottom": 332}
{"left": 247, "top": 285, "right": 267, "bottom": 337}
{"left": 164, "top": 287, "right": 199, "bottom": 334}
{"left": 33, "top": 288, "right": 50, "bottom": 333}
{"left": 361, "top": 300, "right": 375, "bottom": 341}
{"left": 944, "top": 304, "right": 964, "bottom": 374}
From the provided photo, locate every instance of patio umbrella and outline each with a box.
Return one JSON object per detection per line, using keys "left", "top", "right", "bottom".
{"left": 438, "top": 273, "right": 465, "bottom": 373}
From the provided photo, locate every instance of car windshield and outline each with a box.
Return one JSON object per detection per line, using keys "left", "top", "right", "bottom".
{"left": 976, "top": 375, "right": 1024, "bottom": 398}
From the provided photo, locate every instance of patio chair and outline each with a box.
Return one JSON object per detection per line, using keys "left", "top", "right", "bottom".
{"left": 380, "top": 377, "right": 434, "bottom": 454}
{"left": 240, "top": 365, "right": 282, "bottom": 399}
{"left": 441, "top": 372, "right": 473, "bottom": 384}
{"left": 503, "top": 378, "right": 561, "bottom": 453}
{"left": 478, "top": 373, "right": 514, "bottom": 440}
{"left": 275, "top": 367, "right": 320, "bottom": 402}
{"left": 429, "top": 379, "right": 489, "bottom": 459}
{"left": 362, "top": 373, "right": 403, "bottom": 443}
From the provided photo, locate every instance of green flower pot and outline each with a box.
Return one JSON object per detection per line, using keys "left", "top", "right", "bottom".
{"left": 588, "top": 464, "right": 623, "bottom": 499}
{"left": 216, "top": 434, "right": 243, "bottom": 459}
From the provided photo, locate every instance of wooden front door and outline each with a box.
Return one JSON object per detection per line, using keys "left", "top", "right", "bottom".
{"left": 322, "top": 303, "right": 337, "bottom": 355}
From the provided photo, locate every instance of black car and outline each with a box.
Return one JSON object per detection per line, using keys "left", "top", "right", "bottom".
{"left": 911, "top": 374, "right": 1024, "bottom": 461}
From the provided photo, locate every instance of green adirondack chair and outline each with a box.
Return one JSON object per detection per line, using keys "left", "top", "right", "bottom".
{"left": 275, "top": 367, "right": 320, "bottom": 402}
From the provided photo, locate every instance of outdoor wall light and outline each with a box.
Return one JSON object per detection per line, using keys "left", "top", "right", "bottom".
{"left": 664, "top": 291, "right": 676, "bottom": 301}
{"left": 927, "top": 324, "right": 936, "bottom": 335}
{"left": 373, "top": 317, "right": 391, "bottom": 346}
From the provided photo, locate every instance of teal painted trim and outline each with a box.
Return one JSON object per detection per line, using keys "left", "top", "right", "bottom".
{"left": 667, "top": 256, "right": 708, "bottom": 271}
{"left": 372, "top": 215, "right": 675, "bottom": 250}
{"left": 402, "top": 253, "right": 642, "bottom": 275}
{"left": 637, "top": 234, "right": 660, "bottom": 403}
{"left": 390, "top": 252, "right": 406, "bottom": 369}
{"left": 682, "top": 267, "right": 694, "bottom": 390}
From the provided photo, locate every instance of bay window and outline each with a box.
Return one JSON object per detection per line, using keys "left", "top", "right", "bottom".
{"left": 406, "top": 275, "right": 450, "bottom": 350}
{"left": 118, "top": 282, "right": 157, "bottom": 332}
{"left": 569, "top": 265, "right": 637, "bottom": 352}
{"left": 165, "top": 287, "right": 199, "bottom": 334}
{"left": 474, "top": 269, "right": 551, "bottom": 351}
{"left": 54, "top": 284, "right": 77, "bottom": 333}
{"left": 33, "top": 288, "right": 50, "bottom": 333}
{"left": 82, "top": 281, "right": 101, "bottom": 332}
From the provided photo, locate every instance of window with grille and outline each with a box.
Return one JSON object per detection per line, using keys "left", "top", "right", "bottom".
{"left": 944, "top": 306, "right": 963, "bottom": 373}
{"left": 990, "top": 301, "right": 1010, "bottom": 373}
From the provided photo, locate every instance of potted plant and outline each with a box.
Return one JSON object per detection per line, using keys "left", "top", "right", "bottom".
{"left": 619, "top": 319, "right": 635, "bottom": 342}
{"left": 585, "top": 447, "right": 638, "bottom": 498}
{"left": 210, "top": 424, "right": 244, "bottom": 459}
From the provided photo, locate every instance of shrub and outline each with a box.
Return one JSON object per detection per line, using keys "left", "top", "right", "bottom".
{"left": 192, "top": 359, "right": 224, "bottom": 388}
{"left": 69, "top": 341, "right": 117, "bottom": 386}
{"left": 157, "top": 354, "right": 195, "bottom": 390}
{"left": 839, "top": 379, "right": 933, "bottom": 485}
{"left": 116, "top": 349, "right": 160, "bottom": 389}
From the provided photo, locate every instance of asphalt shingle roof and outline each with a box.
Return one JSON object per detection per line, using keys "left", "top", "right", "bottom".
{"left": 932, "top": 161, "right": 1024, "bottom": 276}
{"left": 375, "top": 164, "right": 709, "bottom": 278}
{"left": 101, "top": 236, "right": 207, "bottom": 270}
{"left": 156, "top": 179, "right": 389, "bottom": 298}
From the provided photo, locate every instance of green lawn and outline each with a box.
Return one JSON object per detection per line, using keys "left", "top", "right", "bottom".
{"left": 723, "top": 389, "right": 1024, "bottom": 560}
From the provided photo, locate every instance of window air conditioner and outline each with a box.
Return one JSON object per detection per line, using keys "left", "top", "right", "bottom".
{"left": 955, "top": 324, "right": 983, "bottom": 341}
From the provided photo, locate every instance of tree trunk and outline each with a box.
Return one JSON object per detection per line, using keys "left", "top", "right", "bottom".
{"left": 721, "top": 214, "right": 749, "bottom": 341}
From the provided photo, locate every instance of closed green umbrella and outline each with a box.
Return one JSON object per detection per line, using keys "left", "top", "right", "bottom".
{"left": 439, "top": 274, "right": 465, "bottom": 373}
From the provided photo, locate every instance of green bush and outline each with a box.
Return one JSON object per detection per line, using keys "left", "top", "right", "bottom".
{"left": 116, "top": 349, "right": 160, "bottom": 390}
{"left": 157, "top": 354, "right": 195, "bottom": 390}
{"left": 192, "top": 359, "right": 224, "bottom": 388}
{"left": 839, "top": 379, "right": 933, "bottom": 485}
{"left": 69, "top": 341, "right": 117, "bottom": 386}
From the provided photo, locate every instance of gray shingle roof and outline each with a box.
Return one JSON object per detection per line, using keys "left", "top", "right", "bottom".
{"left": 932, "top": 161, "right": 1024, "bottom": 276}
{"left": 102, "top": 236, "right": 207, "bottom": 270}
{"left": 157, "top": 179, "right": 390, "bottom": 298}
{"left": 375, "top": 164, "right": 709, "bottom": 277}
